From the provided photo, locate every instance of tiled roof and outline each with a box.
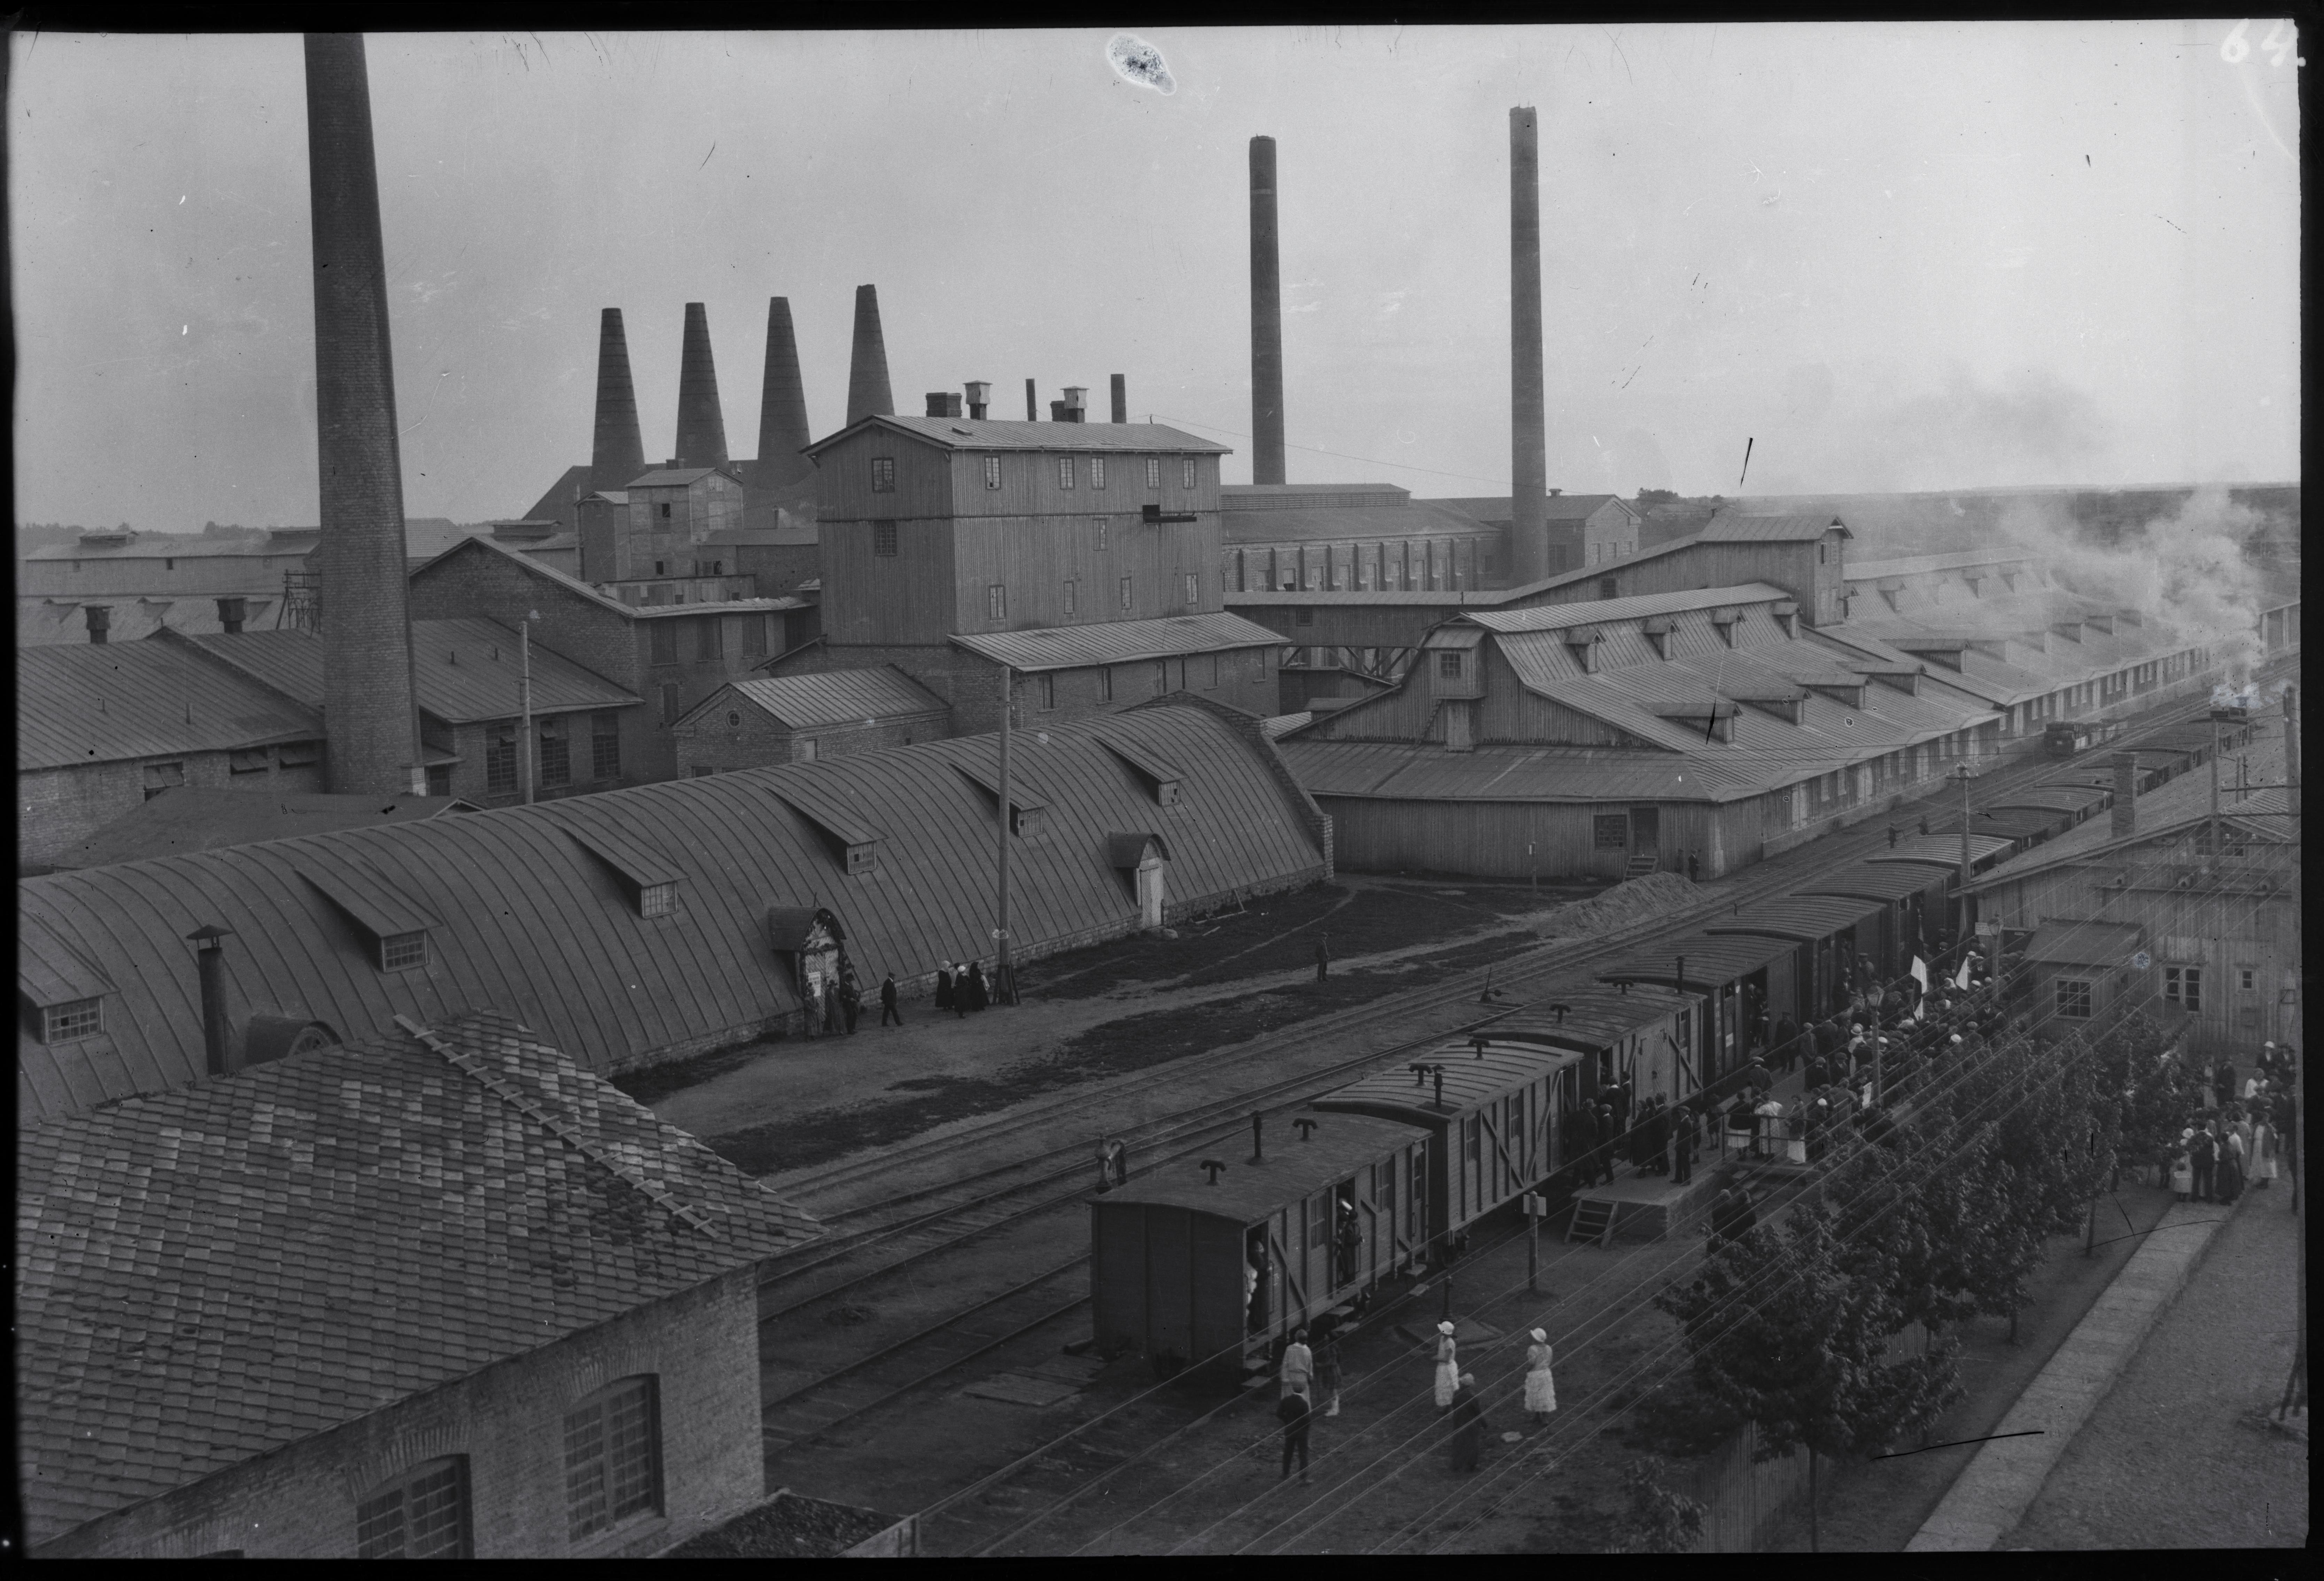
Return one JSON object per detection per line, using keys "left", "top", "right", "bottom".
{"left": 15, "top": 641, "right": 321, "bottom": 772}
{"left": 950, "top": 611, "right": 1285, "bottom": 671}
{"left": 692, "top": 666, "right": 949, "bottom": 731}
{"left": 178, "top": 619, "right": 638, "bottom": 724}
{"left": 50, "top": 790, "right": 473, "bottom": 872}
{"left": 1698, "top": 512, "right": 1851, "bottom": 542}
{"left": 14, "top": 1010, "right": 819, "bottom": 1550}
{"left": 805, "top": 415, "right": 1230, "bottom": 457}
{"left": 17, "top": 706, "right": 1328, "bottom": 1121}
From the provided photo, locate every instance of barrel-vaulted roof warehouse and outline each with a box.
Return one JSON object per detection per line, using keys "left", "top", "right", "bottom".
{"left": 18, "top": 701, "right": 1331, "bottom": 1122}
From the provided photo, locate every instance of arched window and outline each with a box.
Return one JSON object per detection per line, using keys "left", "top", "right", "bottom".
{"left": 356, "top": 1455, "right": 471, "bottom": 1558}
{"left": 565, "top": 1376, "right": 661, "bottom": 1540}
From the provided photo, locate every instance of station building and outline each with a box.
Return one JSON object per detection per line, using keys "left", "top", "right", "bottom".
{"left": 16, "top": 699, "right": 1332, "bottom": 1123}
{"left": 16, "top": 1010, "right": 818, "bottom": 1558}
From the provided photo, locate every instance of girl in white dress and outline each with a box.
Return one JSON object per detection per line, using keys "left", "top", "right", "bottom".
{"left": 1433, "top": 1321, "right": 1459, "bottom": 1410}
{"left": 1522, "top": 1328, "right": 1557, "bottom": 1427}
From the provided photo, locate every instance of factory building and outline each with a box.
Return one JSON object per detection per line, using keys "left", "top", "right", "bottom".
{"left": 672, "top": 667, "right": 949, "bottom": 775}
{"left": 1968, "top": 711, "right": 2299, "bottom": 1053}
{"left": 1220, "top": 484, "right": 1508, "bottom": 593}
{"left": 16, "top": 1010, "right": 818, "bottom": 1559}
{"left": 16, "top": 700, "right": 1331, "bottom": 1122}
{"left": 778, "top": 408, "right": 1283, "bottom": 733}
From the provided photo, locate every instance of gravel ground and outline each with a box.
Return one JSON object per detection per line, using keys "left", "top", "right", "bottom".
{"left": 2004, "top": 1174, "right": 2306, "bottom": 1550}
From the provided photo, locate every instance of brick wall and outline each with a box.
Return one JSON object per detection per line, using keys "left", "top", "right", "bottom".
{"left": 36, "top": 1268, "right": 765, "bottom": 1559}
{"left": 18, "top": 750, "right": 328, "bottom": 871}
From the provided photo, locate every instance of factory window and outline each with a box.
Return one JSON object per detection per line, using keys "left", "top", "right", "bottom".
{"left": 874, "top": 522, "right": 898, "bottom": 556}
{"left": 1038, "top": 673, "right": 1056, "bottom": 711}
{"left": 164, "top": 557, "right": 175, "bottom": 571}
{"left": 1119, "top": 575, "right": 1133, "bottom": 612}
{"left": 1205, "top": 653, "right": 1219, "bottom": 689}
{"left": 1306, "top": 1192, "right": 1330, "bottom": 1263}
{"left": 229, "top": 747, "right": 272, "bottom": 775}
{"left": 870, "top": 457, "right": 896, "bottom": 492}
{"left": 379, "top": 932, "right": 428, "bottom": 973}
{"left": 653, "top": 561, "right": 666, "bottom": 577}
{"left": 661, "top": 684, "right": 681, "bottom": 724}
{"left": 426, "top": 765, "right": 452, "bottom": 797}
{"left": 538, "top": 717, "right": 570, "bottom": 788}
{"left": 1100, "top": 668, "right": 1114, "bottom": 703}
{"left": 1146, "top": 457, "right": 1161, "bottom": 490}
{"left": 141, "top": 760, "right": 185, "bottom": 801}
{"left": 742, "top": 614, "right": 768, "bottom": 656}
{"left": 279, "top": 741, "right": 319, "bottom": 769}
{"left": 988, "top": 584, "right": 1008, "bottom": 623}
{"left": 1152, "top": 661, "right": 1168, "bottom": 696}
{"left": 1439, "top": 652, "right": 1464, "bottom": 679}
{"left": 2054, "top": 979, "right": 2093, "bottom": 1021}
{"left": 639, "top": 881, "right": 677, "bottom": 919}
{"left": 985, "top": 456, "right": 1002, "bottom": 490}
{"left": 1182, "top": 459, "right": 1197, "bottom": 489}
{"left": 564, "top": 1376, "right": 662, "bottom": 1541}
{"left": 796, "top": 737, "right": 818, "bottom": 763}
{"left": 1819, "top": 543, "right": 1827, "bottom": 564}
{"left": 2239, "top": 967, "right": 2256, "bottom": 992}
{"left": 1184, "top": 572, "right": 1199, "bottom": 609}
{"left": 591, "top": 713, "right": 622, "bottom": 780}
{"left": 1058, "top": 456, "right": 1076, "bottom": 490}
{"left": 1063, "top": 580, "right": 1077, "bottom": 617}
{"left": 659, "top": 503, "right": 672, "bottom": 519}
{"left": 1593, "top": 814, "right": 1628, "bottom": 850}
{"left": 650, "top": 621, "right": 678, "bottom": 666}
{"left": 1295, "top": 607, "right": 1314, "bottom": 627}
{"left": 1090, "top": 457, "right": 1107, "bottom": 491}
{"left": 41, "top": 997, "right": 104, "bottom": 1044}
{"left": 356, "top": 1456, "right": 471, "bottom": 1560}
{"left": 696, "top": 615, "right": 722, "bottom": 662}
{"left": 2164, "top": 966, "right": 2203, "bottom": 1013}
{"left": 1095, "top": 518, "right": 1108, "bottom": 552}
{"left": 485, "top": 726, "right": 518, "bottom": 794}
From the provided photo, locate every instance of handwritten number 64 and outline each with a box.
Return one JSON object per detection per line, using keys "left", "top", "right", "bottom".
{"left": 2221, "top": 20, "right": 2302, "bottom": 66}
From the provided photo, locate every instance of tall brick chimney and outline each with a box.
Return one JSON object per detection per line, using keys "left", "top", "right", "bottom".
{"left": 1111, "top": 373, "right": 1128, "bottom": 424}
{"left": 1249, "top": 136, "right": 1287, "bottom": 485}
{"left": 754, "top": 297, "right": 814, "bottom": 491}
{"left": 674, "top": 302, "right": 730, "bottom": 468}
{"left": 1509, "top": 107, "right": 1550, "bottom": 585}
{"left": 304, "top": 32, "right": 423, "bottom": 797}
{"left": 845, "top": 284, "right": 895, "bottom": 426}
{"left": 589, "top": 307, "right": 645, "bottom": 493}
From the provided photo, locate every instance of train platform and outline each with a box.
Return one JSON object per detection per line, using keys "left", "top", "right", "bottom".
{"left": 1567, "top": 1060, "right": 1825, "bottom": 1240}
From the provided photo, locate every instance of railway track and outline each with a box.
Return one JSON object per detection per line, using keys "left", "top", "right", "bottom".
{"left": 746, "top": 682, "right": 2253, "bottom": 1464}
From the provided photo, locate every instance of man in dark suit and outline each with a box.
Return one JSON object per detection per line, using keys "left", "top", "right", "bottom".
{"left": 879, "top": 973, "right": 902, "bottom": 1026}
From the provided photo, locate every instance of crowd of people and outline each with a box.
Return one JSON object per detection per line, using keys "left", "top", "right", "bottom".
{"left": 797, "top": 958, "right": 1020, "bottom": 1036}
{"left": 2167, "top": 1042, "right": 2299, "bottom": 1205}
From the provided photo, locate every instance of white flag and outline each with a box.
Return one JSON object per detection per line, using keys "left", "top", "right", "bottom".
{"left": 1911, "top": 956, "right": 1930, "bottom": 993}
{"left": 1953, "top": 957, "right": 1972, "bottom": 991}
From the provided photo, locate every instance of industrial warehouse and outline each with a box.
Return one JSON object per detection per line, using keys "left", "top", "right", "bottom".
{"left": 13, "top": 26, "right": 2303, "bottom": 1562}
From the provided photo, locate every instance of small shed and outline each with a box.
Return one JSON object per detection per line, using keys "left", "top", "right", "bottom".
{"left": 2022, "top": 918, "right": 2147, "bottom": 1036}
{"left": 673, "top": 666, "right": 949, "bottom": 775}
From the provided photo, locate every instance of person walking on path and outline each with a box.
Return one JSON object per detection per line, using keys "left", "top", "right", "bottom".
{"left": 2250, "top": 1115, "right": 2277, "bottom": 1189}
{"left": 1522, "top": 1331, "right": 1557, "bottom": 1429}
{"left": 2217, "top": 1121, "right": 2246, "bottom": 1204}
{"left": 1448, "top": 1375, "right": 1485, "bottom": 1472}
{"left": 1730, "top": 1186, "right": 1757, "bottom": 1240}
{"left": 952, "top": 964, "right": 970, "bottom": 1020}
{"left": 966, "top": 961, "right": 989, "bottom": 1011}
{"left": 879, "top": 973, "right": 902, "bottom": 1026}
{"left": 1277, "top": 1389, "right": 1312, "bottom": 1484}
{"left": 1432, "top": 1321, "right": 1460, "bottom": 1410}
{"left": 2189, "top": 1125, "right": 2217, "bottom": 1203}
{"left": 1279, "top": 1328, "right": 1314, "bottom": 1404}
{"left": 2169, "top": 1142, "right": 2194, "bottom": 1203}
{"left": 1314, "top": 937, "right": 1331, "bottom": 981}
{"left": 1315, "top": 1332, "right": 1344, "bottom": 1417}
{"left": 1594, "top": 1102, "right": 1619, "bottom": 1185}
{"left": 934, "top": 964, "right": 954, "bottom": 1013}
{"left": 1686, "top": 850, "right": 1701, "bottom": 882}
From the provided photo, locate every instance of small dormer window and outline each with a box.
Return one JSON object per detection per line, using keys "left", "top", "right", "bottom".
{"left": 41, "top": 997, "right": 104, "bottom": 1043}
{"left": 846, "top": 841, "right": 877, "bottom": 875}
{"left": 639, "top": 881, "right": 677, "bottom": 918}
{"left": 871, "top": 457, "right": 896, "bottom": 492}
{"left": 379, "top": 932, "right": 428, "bottom": 972}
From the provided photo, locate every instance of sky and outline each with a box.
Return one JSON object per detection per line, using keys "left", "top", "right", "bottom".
{"left": 8, "top": 22, "right": 2302, "bottom": 529}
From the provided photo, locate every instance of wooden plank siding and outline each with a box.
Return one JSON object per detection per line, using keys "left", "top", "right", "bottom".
{"left": 949, "top": 512, "right": 1219, "bottom": 634}
{"left": 16, "top": 706, "right": 1330, "bottom": 1121}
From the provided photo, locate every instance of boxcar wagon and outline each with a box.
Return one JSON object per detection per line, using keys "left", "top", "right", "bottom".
{"left": 1090, "top": 1113, "right": 1425, "bottom": 1384}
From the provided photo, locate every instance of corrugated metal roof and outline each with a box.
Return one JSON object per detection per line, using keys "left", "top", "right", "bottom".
{"left": 950, "top": 611, "right": 1284, "bottom": 671}
{"left": 1314, "top": 1041, "right": 1580, "bottom": 1123}
{"left": 1702, "top": 894, "right": 1886, "bottom": 943}
{"left": 1699, "top": 512, "right": 1851, "bottom": 542}
{"left": 1423, "top": 494, "right": 1639, "bottom": 525}
{"left": 1865, "top": 833, "right": 2018, "bottom": 869}
{"left": 1282, "top": 740, "right": 1753, "bottom": 803}
{"left": 1098, "top": 1113, "right": 1415, "bottom": 1217}
{"left": 17, "top": 931, "right": 113, "bottom": 1007}
{"left": 182, "top": 619, "right": 637, "bottom": 723}
{"left": 1463, "top": 584, "right": 1793, "bottom": 634}
{"left": 15, "top": 641, "right": 321, "bottom": 772}
{"left": 1794, "top": 864, "right": 1954, "bottom": 903}
{"left": 805, "top": 415, "right": 1230, "bottom": 457}
{"left": 2024, "top": 918, "right": 2144, "bottom": 968}
{"left": 50, "top": 790, "right": 472, "bottom": 872}
{"left": 1847, "top": 550, "right": 2042, "bottom": 580}
{"left": 1482, "top": 984, "right": 1696, "bottom": 1052}
{"left": 701, "top": 666, "right": 948, "bottom": 730}
{"left": 1223, "top": 483, "right": 1411, "bottom": 504}
{"left": 14, "top": 1010, "right": 819, "bottom": 1549}
{"left": 22, "top": 537, "right": 312, "bottom": 564}
{"left": 16, "top": 706, "right": 1328, "bottom": 1122}
{"left": 1598, "top": 931, "right": 1797, "bottom": 990}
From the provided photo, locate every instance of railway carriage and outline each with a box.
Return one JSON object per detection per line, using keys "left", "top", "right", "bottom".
{"left": 1596, "top": 933, "right": 1799, "bottom": 1087}
{"left": 1090, "top": 1113, "right": 1424, "bottom": 1383}
{"left": 2043, "top": 718, "right": 2126, "bottom": 758}
{"left": 1795, "top": 863, "right": 1955, "bottom": 980}
{"left": 1490, "top": 985, "right": 1703, "bottom": 1122}
{"left": 1703, "top": 893, "right": 1891, "bottom": 1020}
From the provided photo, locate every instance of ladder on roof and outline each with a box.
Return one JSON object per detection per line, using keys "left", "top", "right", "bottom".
{"left": 1566, "top": 1198, "right": 1618, "bottom": 1246}
{"left": 394, "top": 1014, "right": 723, "bottom": 1238}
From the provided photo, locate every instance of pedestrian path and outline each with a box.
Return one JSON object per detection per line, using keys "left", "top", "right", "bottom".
{"left": 1904, "top": 1192, "right": 2244, "bottom": 1551}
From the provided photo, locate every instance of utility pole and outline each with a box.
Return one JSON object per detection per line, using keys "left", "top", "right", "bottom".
{"left": 519, "top": 613, "right": 536, "bottom": 805}
{"left": 1953, "top": 763, "right": 1974, "bottom": 965}
{"left": 995, "top": 662, "right": 1015, "bottom": 1004}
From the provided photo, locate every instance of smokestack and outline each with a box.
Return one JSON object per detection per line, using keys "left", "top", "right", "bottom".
{"left": 1026, "top": 377, "right": 1038, "bottom": 421}
{"left": 1249, "top": 136, "right": 1286, "bottom": 485}
{"left": 216, "top": 596, "right": 247, "bottom": 635}
{"left": 1063, "top": 386, "right": 1088, "bottom": 423}
{"left": 1111, "top": 373, "right": 1127, "bottom": 424}
{"left": 1510, "top": 107, "right": 1550, "bottom": 585}
{"left": 965, "top": 381, "right": 991, "bottom": 421}
{"left": 84, "top": 605, "right": 111, "bottom": 644}
{"left": 304, "top": 33, "right": 425, "bottom": 797}
{"left": 674, "top": 302, "right": 730, "bottom": 468}
{"left": 925, "top": 392, "right": 963, "bottom": 417}
{"left": 754, "top": 297, "right": 813, "bottom": 491}
{"left": 590, "top": 308, "right": 646, "bottom": 493}
{"left": 845, "top": 284, "right": 895, "bottom": 426}
{"left": 2110, "top": 752, "right": 2138, "bottom": 838}
{"left": 187, "top": 925, "right": 236, "bottom": 1078}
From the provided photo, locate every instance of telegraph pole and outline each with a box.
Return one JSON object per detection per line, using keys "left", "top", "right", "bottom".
{"left": 1953, "top": 763, "right": 1974, "bottom": 966}
{"left": 995, "top": 662, "right": 1015, "bottom": 1004}
{"left": 519, "top": 613, "right": 536, "bottom": 804}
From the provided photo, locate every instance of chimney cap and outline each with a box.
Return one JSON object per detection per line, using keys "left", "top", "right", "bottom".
{"left": 186, "top": 923, "right": 234, "bottom": 944}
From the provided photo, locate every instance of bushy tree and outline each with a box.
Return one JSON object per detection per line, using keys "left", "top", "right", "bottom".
{"left": 1829, "top": 1120, "right": 1983, "bottom": 1333}
{"left": 1601, "top": 1458, "right": 1707, "bottom": 1553}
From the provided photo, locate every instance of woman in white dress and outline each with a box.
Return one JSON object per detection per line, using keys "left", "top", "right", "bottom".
{"left": 2251, "top": 1117, "right": 2278, "bottom": 1189}
{"left": 1433, "top": 1321, "right": 1459, "bottom": 1410}
{"left": 1522, "top": 1328, "right": 1557, "bottom": 1428}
